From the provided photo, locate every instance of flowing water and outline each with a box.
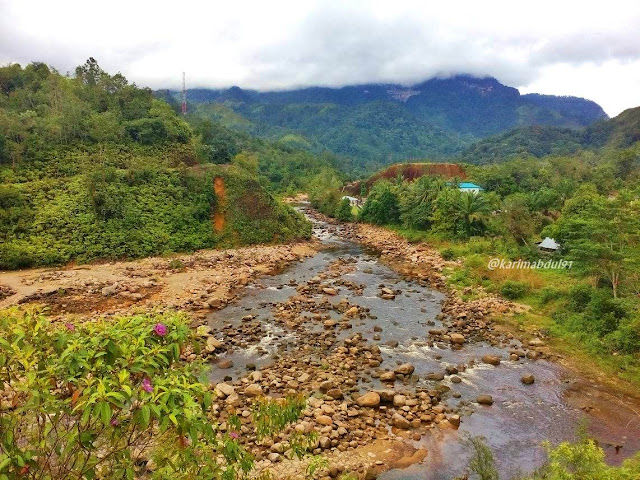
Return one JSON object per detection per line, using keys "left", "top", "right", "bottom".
{"left": 207, "top": 209, "right": 639, "bottom": 479}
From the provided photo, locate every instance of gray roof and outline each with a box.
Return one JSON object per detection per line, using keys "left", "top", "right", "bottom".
{"left": 538, "top": 237, "right": 560, "bottom": 250}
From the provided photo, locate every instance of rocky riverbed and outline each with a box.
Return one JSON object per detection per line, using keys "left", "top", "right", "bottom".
{"left": 194, "top": 206, "right": 640, "bottom": 479}
{"left": 2, "top": 205, "right": 639, "bottom": 479}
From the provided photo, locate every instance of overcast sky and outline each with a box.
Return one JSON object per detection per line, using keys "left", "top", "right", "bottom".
{"left": 1, "top": 0, "right": 639, "bottom": 116}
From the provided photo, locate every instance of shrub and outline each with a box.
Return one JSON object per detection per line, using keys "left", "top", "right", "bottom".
{"left": 539, "top": 286, "right": 561, "bottom": 305}
{"left": 0, "top": 309, "right": 304, "bottom": 479}
{"left": 334, "top": 198, "right": 354, "bottom": 222}
{"left": 500, "top": 280, "right": 529, "bottom": 300}
{"left": 441, "top": 248, "right": 456, "bottom": 260}
{"left": 568, "top": 284, "right": 593, "bottom": 312}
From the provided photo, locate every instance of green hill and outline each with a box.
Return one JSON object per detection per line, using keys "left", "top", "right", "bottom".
{"left": 457, "top": 106, "right": 640, "bottom": 164}
{"left": 0, "top": 60, "right": 312, "bottom": 269}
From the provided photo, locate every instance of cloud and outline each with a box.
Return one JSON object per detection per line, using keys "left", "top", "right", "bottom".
{"left": 1, "top": 0, "right": 639, "bottom": 115}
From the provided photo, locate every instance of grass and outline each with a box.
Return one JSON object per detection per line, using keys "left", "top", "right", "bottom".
{"left": 389, "top": 227, "right": 640, "bottom": 388}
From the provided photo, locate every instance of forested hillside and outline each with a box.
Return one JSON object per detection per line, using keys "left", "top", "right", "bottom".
{"left": 0, "top": 59, "right": 325, "bottom": 269}
{"left": 458, "top": 106, "right": 640, "bottom": 164}
{"left": 173, "top": 75, "right": 607, "bottom": 171}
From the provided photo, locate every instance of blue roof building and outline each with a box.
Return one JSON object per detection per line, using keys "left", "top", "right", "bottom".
{"left": 458, "top": 182, "right": 484, "bottom": 193}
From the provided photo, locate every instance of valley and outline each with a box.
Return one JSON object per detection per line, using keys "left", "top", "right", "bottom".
{"left": 2, "top": 204, "right": 639, "bottom": 479}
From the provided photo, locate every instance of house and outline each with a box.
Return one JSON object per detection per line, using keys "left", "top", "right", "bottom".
{"left": 458, "top": 182, "right": 484, "bottom": 194}
{"left": 341, "top": 196, "right": 362, "bottom": 207}
{"left": 537, "top": 237, "right": 560, "bottom": 252}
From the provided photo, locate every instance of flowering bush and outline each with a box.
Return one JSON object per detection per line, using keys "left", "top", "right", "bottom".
{"left": 0, "top": 309, "right": 302, "bottom": 479}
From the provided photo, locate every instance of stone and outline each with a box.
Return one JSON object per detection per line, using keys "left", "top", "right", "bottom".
{"left": 477, "top": 395, "right": 494, "bottom": 406}
{"left": 377, "top": 390, "right": 396, "bottom": 403}
{"left": 316, "top": 415, "right": 334, "bottom": 426}
{"left": 425, "top": 372, "right": 445, "bottom": 381}
{"left": 391, "top": 413, "right": 411, "bottom": 430}
{"left": 528, "top": 338, "right": 546, "bottom": 347}
{"left": 218, "top": 359, "right": 233, "bottom": 369}
{"left": 449, "top": 415, "right": 461, "bottom": 427}
{"left": 379, "top": 371, "right": 397, "bottom": 382}
{"left": 393, "top": 394, "right": 407, "bottom": 407}
{"left": 214, "top": 383, "right": 235, "bottom": 397}
{"left": 356, "top": 391, "right": 381, "bottom": 407}
{"left": 322, "top": 287, "right": 337, "bottom": 295}
{"left": 481, "top": 354, "right": 501, "bottom": 366}
{"left": 450, "top": 375, "right": 462, "bottom": 384}
{"left": 326, "top": 388, "right": 344, "bottom": 400}
{"left": 450, "top": 333, "right": 466, "bottom": 344}
{"left": 521, "top": 374, "right": 535, "bottom": 385}
{"left": 394, "top": 363, "right": 415, "bottom": 376}
{"left": 319, "top": 436, "right": 332, "bottom": 449}
{"left": 101, "top": 284, "right": 118, "bottom": 296}
{"left": 206, "top": 336, "right": 222, "bottom": 353}
{"left": 244, "top": 384, "right": 263, "bottom": 397}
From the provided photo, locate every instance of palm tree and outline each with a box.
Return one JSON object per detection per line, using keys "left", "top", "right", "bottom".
{"left": 456, "top": 192, "right": 491, "bottom": 238}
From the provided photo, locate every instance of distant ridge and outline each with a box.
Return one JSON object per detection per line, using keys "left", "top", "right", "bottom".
{"left": 171, "top": 75, "right": 608, "bottom": 171}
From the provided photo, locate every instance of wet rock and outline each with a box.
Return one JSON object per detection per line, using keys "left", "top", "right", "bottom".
{"left": 218, "top": 359, "right": 234, "bottom": 369}
{"left": 450, "top": 375, "right": 462, "bottom": 384}
{"left": 449, "top": 415, "right": 461, "bottom": 427}
{"left": 322, "top": 287, "right": 337, "bottom": 296}
{"left": 356, "top": 391, "right": 381, "bottom": 407}
{"left": 477, "top": 395, "right": 494, "bottom": 406}
{"left": 394, "top": 363, "right": 415, "bottom": 376}
{"left": 384, "top": 340, "right": 399, "bottom": 348}
{"left": 379, "top": 371, "right": 397, "bottom": 382}
{"left": 425, "top": 372, "right": 445, "bottom": 381}
{"left": 481, "top": 354, "right": 501, "bottom": 366}
{"left": 521, "top": 374, "right": 535, "bottom": 385}
{"left": 376, "top": 390, "right": 396, "bottom": 403}
{"left": 450, "top": 333, "right": 466, "bottom": 344}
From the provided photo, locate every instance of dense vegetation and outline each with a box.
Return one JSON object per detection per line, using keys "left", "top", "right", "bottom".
{"left": 458, "top": 106, "right": 640, "bottom": 164}
{"left": 0, "top": 309, "right": 306, "bottom": 479}
{"left": 313, "top": 147, "right": 640, "bottom": 382}
{"left": 172, "top": 76, "right": 607, "bottom": 172}
{"left": 0, "top": 59, "right": 327, "bottom": 269}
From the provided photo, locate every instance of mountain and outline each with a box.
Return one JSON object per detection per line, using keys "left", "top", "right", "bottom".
{"left": 457, "top": 106, "right": 640, "bottom": 164}
{"left": 177, "top": 75, "right": 607, "bottom": 171}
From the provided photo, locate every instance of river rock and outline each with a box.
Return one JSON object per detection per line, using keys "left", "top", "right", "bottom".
{"left": 391, "top": 413, "right": 411, "bottom": 429}
{"left": 322, "top": 287, "right": 337, "bottom": 295}
{"left": 315, "top": 415, "right": 334, "bottom": 426}
{"left": 394, "top": 363, "right": 415, "bottom": 376}
{"left": 218, "top": 359, "right": 233, "bottom": 369}
{"left": 528, "top": 338, "right": 546, "bottom": 347}
{"left": 477, "top": 395, "right": 494, "bottom": 406}
{"left": 356, "top": 391, "right": 381, "bottom": 408}
{"left": 379, "top": 371, "right": 397, "bottom": 382}
{"left": 521, "top": 374, "right": 535, "bottom": 385}
{"left": 481, "top": 354, "right": 501, "bottom": 366}
{"left": 450, "top": 333, "right": 466, "bottom": 344}
{"left": 244, "top": 384, "right": 263, "bottom": 397}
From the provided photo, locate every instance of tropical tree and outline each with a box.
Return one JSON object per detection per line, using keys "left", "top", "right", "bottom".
{"left": 399, "top": 176, "right": 445, "bottom": 230}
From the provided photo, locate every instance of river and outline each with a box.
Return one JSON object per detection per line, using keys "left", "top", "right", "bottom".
{"left": 206, "top": 207, "right": 639, "bottom": 479}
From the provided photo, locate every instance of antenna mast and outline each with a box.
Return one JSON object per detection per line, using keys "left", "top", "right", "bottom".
{"left": 181, "top": 72, "right": 187, "bottom": 115}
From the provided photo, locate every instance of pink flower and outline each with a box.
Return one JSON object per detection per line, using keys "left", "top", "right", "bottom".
{"left": 229, "top": 431, "right": 239, "bottom": 439}
{"left": 153, "top": 323, "right": 168, "bottom": 337}
{"left": 141, "top": 377, "right": 153, "bottom": 393}
{"left": 65, "top": 322, "right": 75, "bottom": 331}
{"left": 110, "top": 417, "right": 119, "bottom": 427}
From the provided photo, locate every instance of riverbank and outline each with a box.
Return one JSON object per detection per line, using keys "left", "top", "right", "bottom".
{"left": 0, "top": 241, "right": 320, "bottom": 317}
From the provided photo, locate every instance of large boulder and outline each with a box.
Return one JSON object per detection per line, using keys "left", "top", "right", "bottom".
{"left": 356, "top": 391, "right": 381, "bottom": 407}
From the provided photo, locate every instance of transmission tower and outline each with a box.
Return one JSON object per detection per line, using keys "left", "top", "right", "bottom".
{"left": 181, "top": 72, "right": 187, "bottom": 115}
